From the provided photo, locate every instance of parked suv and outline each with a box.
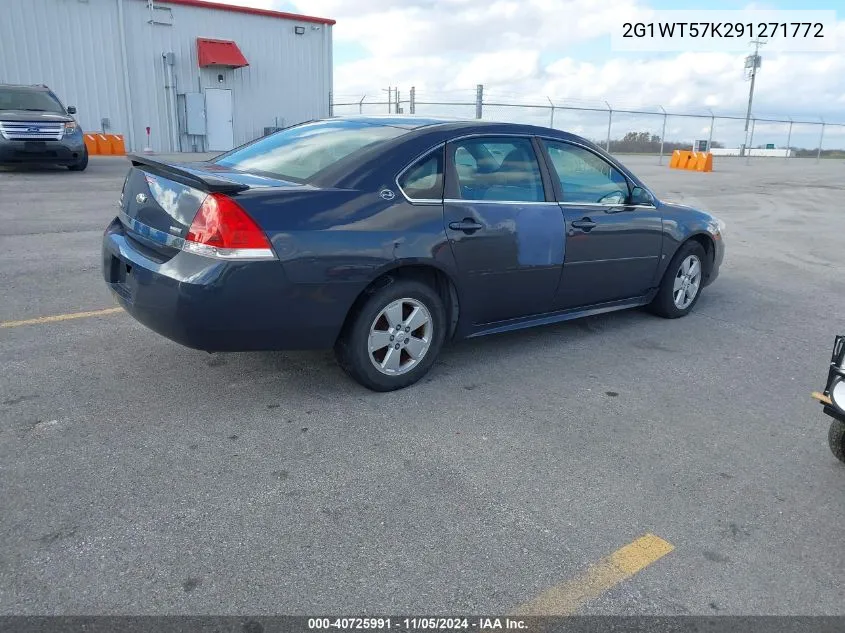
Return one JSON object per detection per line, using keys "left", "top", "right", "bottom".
{"left": 0, "top": 84, "right": 87, "bottom": 171}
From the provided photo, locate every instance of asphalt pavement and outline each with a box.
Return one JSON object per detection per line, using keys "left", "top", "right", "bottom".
{"left": 1, "top": 154, "right": 844, "bottom": 615}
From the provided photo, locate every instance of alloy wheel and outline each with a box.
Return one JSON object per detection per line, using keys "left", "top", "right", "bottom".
{"left": 673, "top": 254, "right": 702, "bottom": 309}
{"left": 368, "top": 298, "right": 433, "bottom": 376}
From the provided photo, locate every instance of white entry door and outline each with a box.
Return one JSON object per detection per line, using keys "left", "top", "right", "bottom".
{"left": 205, "top": 88, "right": 234, "bottom": 151}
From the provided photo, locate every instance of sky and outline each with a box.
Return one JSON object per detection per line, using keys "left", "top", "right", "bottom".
{"left": 224, "top": 0, "right": 844, "bottom": 148}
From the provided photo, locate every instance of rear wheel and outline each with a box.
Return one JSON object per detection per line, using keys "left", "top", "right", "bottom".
{"left": 67, "top": 149, "right": 88, "bottom": 172}
{"left": 649, "top": 240, "right": 706, "bottom": 318}
{"left": 830, "top": 418, "right": 845, "bottom": 464}
{"left": 335, "top": 278, "right": 446, "bottom": 391}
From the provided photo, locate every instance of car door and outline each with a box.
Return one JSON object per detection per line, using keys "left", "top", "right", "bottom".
{"left": 541, "top": 139, "right": 663, "bottom": 310}
{"left": 443, "top": 136, "right": 565, "bottom": 325}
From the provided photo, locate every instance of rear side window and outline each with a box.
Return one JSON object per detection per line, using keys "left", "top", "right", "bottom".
{"left": 545, "top": 141, "right": 629, "bottom": 204}
{"left": 450, "top": 137, "right": 544, "bottom": 202}
{"left": 398, "top": 150, "right": 443, "bottom": 201}
{"left": 214, "top": 119, "right": 408, "bottom": 182}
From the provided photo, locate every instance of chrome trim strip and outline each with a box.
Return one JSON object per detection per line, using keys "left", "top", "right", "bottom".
{"left": 0, "top": 121, "right": 64, "bottom": 141}
{"left": 394, "top": 141, "right": 446, "bottom": 205}
{"left": 118, "top": 209, "right": 184, "bottom": 249}
{"left": 558, "top": 202, "right": 658, "bottom": 209}
{"left": 444, "top": 199, "right": 557, "bottom": 205}
{"left": 392, "top": 132, "right": 659, "bottom": 208}
{"left": 119, "top": 208, "right": 276, "bottom": 261}
{"left": 181, "top": 241, "right": 276, "bottom": 261}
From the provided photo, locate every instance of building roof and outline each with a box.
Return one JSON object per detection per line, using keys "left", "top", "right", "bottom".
{"left": 153, "top": 0, "right": 336, "bottom": 26}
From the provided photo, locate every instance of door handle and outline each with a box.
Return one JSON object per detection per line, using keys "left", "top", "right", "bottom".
{"left": 570, "top": 218, "right": 597, "bottom": 231}
{"left": 449, "top": 218, "right": 484, "bottom": 233}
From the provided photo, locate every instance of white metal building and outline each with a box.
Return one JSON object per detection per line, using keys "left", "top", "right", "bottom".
{"left": 0, "top": 0, "right": 334, "bottom": 152}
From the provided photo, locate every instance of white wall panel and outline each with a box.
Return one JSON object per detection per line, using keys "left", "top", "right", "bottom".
{"left": 123, "top": 0, "right": 332, "bottom": 152}
{"left": 0, "top": 0, "right": 333, "bottom": 152}
{"left": 0, "top": 0, "right": 129, "bottom": 140}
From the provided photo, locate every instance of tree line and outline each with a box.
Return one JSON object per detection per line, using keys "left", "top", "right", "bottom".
{"left": 594, "top": 130, "right": 843, "bottom": 157}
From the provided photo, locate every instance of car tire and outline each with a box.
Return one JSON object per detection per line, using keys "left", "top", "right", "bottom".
{"left": 830, "top": 418, "right": 845, "bottom": 464}
{"left": 335, "top": 278, "right": 446, "bottom": 391}
{"left": 67, "top": 149, "right": 88, "bottom": 172}
{"left": 649, "top": 240, "right": 707, "bottom": 318}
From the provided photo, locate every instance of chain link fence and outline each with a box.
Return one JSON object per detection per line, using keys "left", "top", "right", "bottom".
{"left": 331, "top": 86, "right": 845, "bottom": 163}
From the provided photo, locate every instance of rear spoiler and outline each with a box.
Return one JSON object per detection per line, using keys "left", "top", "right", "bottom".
{"left": 127, "top": 154, "right": 249, "bottom": 194}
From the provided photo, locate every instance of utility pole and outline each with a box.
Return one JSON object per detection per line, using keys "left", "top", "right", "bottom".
{"left": 742, "top": 38, "right": 765, "bottom": 157}
{"left": 475, "top": 84, "right": 483, "bottom": 119}
{"left": 382, "top": 87, "right": 392, "bottom": 113}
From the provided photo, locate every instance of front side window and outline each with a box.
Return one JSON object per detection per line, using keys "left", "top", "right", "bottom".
{"left": 0, "top": 88, "right": 65, "bottom": 113}
{"left": 398, "top": 149, "right": 444, "bottom": 200}
{"left": 545, "top": 141, "right": 630, "bottom": 204}
{"left": 215, "top": 119, "right": 409, "bottom": 182}
{"left": 450, "top": 138, "right": 544, "bottom": 202}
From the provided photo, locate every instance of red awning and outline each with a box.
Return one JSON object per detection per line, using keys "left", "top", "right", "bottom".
{"left": 197, "top": 38, "right": 249, "bottom": 68}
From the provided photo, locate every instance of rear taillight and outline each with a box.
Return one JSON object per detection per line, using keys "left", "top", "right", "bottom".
{"left": 182, "top": 193, "right": 276, "bottom": 260}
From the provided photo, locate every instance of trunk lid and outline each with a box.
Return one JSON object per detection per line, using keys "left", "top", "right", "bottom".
{"left": 118, "top": 156, "right": 304, "bottom": 260}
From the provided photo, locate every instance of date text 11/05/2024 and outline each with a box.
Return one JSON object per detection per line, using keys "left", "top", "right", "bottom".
{"left": 307, "top": 618, "right": 528, "bottom": 631}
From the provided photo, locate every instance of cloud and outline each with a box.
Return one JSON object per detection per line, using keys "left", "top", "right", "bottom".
{"left": 221, "top": 0, "right": 844, "bottom": 145}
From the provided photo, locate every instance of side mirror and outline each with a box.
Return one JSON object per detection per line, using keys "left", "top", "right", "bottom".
{"left": 67, "top": 106, "right": 76, "bottom": 115}
{"left": 630, "top": 186, "right": 654, "bottom": 206}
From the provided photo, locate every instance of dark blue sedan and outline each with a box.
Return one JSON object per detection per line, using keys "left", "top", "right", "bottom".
{"left": 102, "top": 116, "right": 725, "bottom": 391}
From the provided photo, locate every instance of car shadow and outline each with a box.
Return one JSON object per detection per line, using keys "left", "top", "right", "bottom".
{"left": 237, "top": 304, "right": 670, "bottom": 394}
{"left": 0, "top": 163, "right": 69, "bottom": 173}
{"left": 170, "top": 282, "right": 738, "bottom": 397}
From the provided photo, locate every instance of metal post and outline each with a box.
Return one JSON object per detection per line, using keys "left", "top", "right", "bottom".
{"left": 605, "top": 101, "right": 612, "bottom": 152}
{"left": 396, "top": 90, "right": 400, "bottom": 114}
{"left": 658, "top": 106, "right": 667, "bottom": 165}
{"left": 785, "top": 118, "right": 792, "bottom": 160}
{"left": 475, "top": 84, "right": 483, "bottom": 119}
{"left": 358, "top": 95, "right": 366, "bottom": 114}
{"left": 117, "top": 0, "right": 137, "bottom": 151}
{"left": 817, "top": 122, "right": 826, "bottom": 163}
{"left": 328, "top": 91, "right": 333, "bottom": 117}
{"left": 547, "top": 97, "right": 555, "bottom": 128}
{"left": 707, "top": 109, "right": 715, "bottom": 151}
{"left": 742, "top": 39, "right": 765, "bottom": 157}
{"left": 410, "top": 86, "right": 415, "bottom": 114}
{"left": 746, "top": 118, "right": 756, "bottom": 165}
{"left": 388, "top": 87, "right": 392, "bottom": 114}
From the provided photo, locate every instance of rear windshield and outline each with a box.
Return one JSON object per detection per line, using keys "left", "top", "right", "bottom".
{"left": 214, "top": 119, "right": 409, "bottom": 182}
{"left": 0, "top": 88, "right": 65, "bottom": 113}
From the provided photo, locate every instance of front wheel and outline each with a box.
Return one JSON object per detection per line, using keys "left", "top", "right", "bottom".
{"left": 334, "top": 278, "right": 446, "bottom": 391}
{"left": 67, "top": 149, "right": 88, "bottom": 172}
{"left": 649, "top": 240, "right": 707, "bottom": 318}
{"left": 829, "top": 418, "right": 845, "bottom": 464}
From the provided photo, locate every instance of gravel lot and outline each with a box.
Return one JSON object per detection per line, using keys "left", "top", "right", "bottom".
{"left": 1, "top": 154, "right": 844, "bottom": 615}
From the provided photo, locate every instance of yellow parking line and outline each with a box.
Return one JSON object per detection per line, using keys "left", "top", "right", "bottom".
{"left": 510, "top": 534, "right": 675, "bottom": 616}
{"left": 0, "top": 307, "right": 123, "bottom": 329}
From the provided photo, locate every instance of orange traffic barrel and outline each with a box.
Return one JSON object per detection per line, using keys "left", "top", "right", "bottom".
{"left": 95, "top": 134, "right": 113, "bottom": 155}
{"left": 84, "top": 134, "right": 99, "bottom": 155}
{"left": 694, "top": 152, "right": 713, "bottom": 172}
{"left": 108, "top": 134, "right": 126, "bottom": 155}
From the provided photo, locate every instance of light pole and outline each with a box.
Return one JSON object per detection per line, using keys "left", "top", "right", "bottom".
{"left": 706, "top": 107, "right": 715, "bottom": 152}
{"left": 742, "top": 39, "right": 765, "bottom": 157}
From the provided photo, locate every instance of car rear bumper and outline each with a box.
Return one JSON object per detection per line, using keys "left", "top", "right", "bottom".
{"left": 0, "top": 137, "right": 85, "bottom": 164}
{"left": 102, "top": 218, "right": 357, "bottom": 351}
